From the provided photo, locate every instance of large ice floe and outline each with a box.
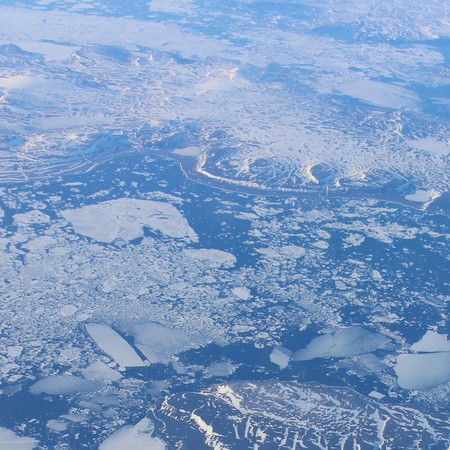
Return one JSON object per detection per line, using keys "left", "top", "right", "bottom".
{"left": 0, "top": 427, "right": 38, "bottom": 450}
{"left": 119, "top": 321, "right": 206, "bottom": 364}
{"left": 61, "top": 198, "right": 197, "bottom": 243}
{"left": 395, "top": 353, "right": 450, "bottom": 390}
{"left": 99, "top": 419, "right": 165, "bottom": 450}
{"left": 29, "top": 375, "right": 103, "bottom": 395}
{"left": 183, "top": 248, "right": 237, "bottom": 268}
{"left": 294, "top": 326, "right": 390, "bottom": 361}
{"left": 85, "top": 323, "right": 146, "bottom": 368}
{"left": 395, "top": 331, "right": 450, "bottom": 390}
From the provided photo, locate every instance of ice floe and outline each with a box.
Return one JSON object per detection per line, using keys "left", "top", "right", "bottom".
{"left": 294, "top": 327, "right": 389, "bottom": 361}
{"left": 46, "top": 420, "right": 68, "bottom": 432}
{"left": 183, "top": 248, "right": 236, "bottom": 267}
{"left": 368, "top": 390, "right": 385, "bottom": 399}
{"left": 13, "top": 210, "right": 50, "bottom": 225}
{"left": 121, "top": 322, "right": 204, "bottom": 364}
{"left": 7, "top": 346, "right": 23, "bottom": 358}
{"left": 270, "top": 347, "right": 291, "bottom": 369}
{"left": 232, "top": 287, "right": 251, "bottom": 300}
{"left": 81, "top": 362, "right": 123, "bottom": 381}
{"left": 256, "top": 245, "right": 305, "bottom": 260}
{"left": 85, "top": 323, "right": 146, "bottom": 368}
{"left": 61, "top": 198, "right": 197, "bottom": 243}
{"left": 354, "top": 353, "right": 387, "bottom": 374}
{"left": 411, "top": 331, "right": 450, "bottom": 353}
{"left": 100, "top": 418, "right": 165, "bottom": 450}
{"left": 312, "top": 240, "right": 329, "bottom": 249}
{"left": 405, "top": 189, "right": 440, "bottom": 203}
{"left": 0, "top": 427, "right": 38, "bottom": 449}
{"left": 21, "top": 236, "right": 57, "bottom": 251}
{"left": 205, "top": 361, "right": 237, "bottom": 377}
{"left": 395, "top": 353, "right": 450, "bottom": 390}
{"left": 58, "top": 304, "right": 78, "bottom": 317}
{"left": 29, "top": 375, "right": 103, "bottom": 395}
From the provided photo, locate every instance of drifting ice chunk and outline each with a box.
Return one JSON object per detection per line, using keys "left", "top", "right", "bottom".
{"left": 355, "top": 353, "right": 387, "bottom": 373}
{"left": 61, "top": 198, "right": 197, "bottom": 243}
{"left": 294, "top": 327, "right": 389, "bottom": 361}
{"left": 411, "top": 331, "right": 450, "bottom": 353}
{"left": 405, "top": 190, "right": 440, "bottom": 203}
{"left": 368, "top": 391, "right": 385, "bottom": 400}
{"left": 29, "top": 375, "right": 102, "bottom": 395}
{"left": 13, "top": 210, "right": 50, "bottom": 225}
{"left": 270, "top": 347, "right": 291, "bottom": 369}
{"left": 82, "top": 362, "right": 123, "bottom": 381}
{"left": 0, "top": 427, "right": 38, "bottom": 449}
{"left": 232, "top": 287, "right": 251, "bottom": 300}
{"left": 183, "top": 248, "right": 236, "bottom": 267}
{"left": 256, "top": 245, "right": 305, "bottom": 259}
{"left": 100, "top": 418, "right": 165, "bottom": 450}
{"left": 46, "top": 420, "right": 68, "bottom": 432}
{"left": 85, "top": 323, "right": 146, "bottom": 367}
{"left": 59, "top": 304, "right": 78, "bottom": 317}
{"left": 122, "top": 322, "right": 203, "bottom": 364}
{"left": 312, "top": 240, "right": 329, "bottom": 249}
{"left": 21, "top": 236, "right": 56, "bottom": 251}
{"left": 395, "top": 353, "right": 450, "bottom": 390}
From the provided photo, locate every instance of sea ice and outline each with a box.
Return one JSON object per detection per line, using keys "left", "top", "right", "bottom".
{"left": 411, "top": 331, "right": 450, "bottom": 353}
{"left": 61, "top": 198, "right": 197, "bottom": 243}
{"left": 7, "top": 346, "right": 23, "bottom": 358}
{"left": 270, "top": 347, "right": 291, "bottom": 369}
{"left": 85, "top": 323, "right": 146, "bottom": 368}
{"left": 355, "top": 353, "right": 387, "bottom": 373}
{"left": 312, "top": 240, "right": 329, "bottom": 249}
{"left": 13, "top": 210, "right": 50, "bottom": 225}
{"left": 183, "top": 248, "right": 236, "bottom": 267}
{"left": 121, "top": 322, "right": 204, "bottom": 364}
{"left": 256, "top": 245, "right": 305, "bottom": 260}
{"left": 0, "top": 427, "right": 38, "bottom": 450}
{"left": 395, "top": 353, "right": 450, "bottom": 390}
{"left": 232, "top": 287, "right": 251, "bottom": 300}
{"left": 29, "top": 375, "right": 102, "bottom": 395}
{"left": 21, "top": 236, "right": 56, "bottom": 251}
{"left": 81, "top": 362, "right": 123, "bottom": 381}
{"left": 99, "top": 418, "right": 165, "bottom": 450}
{"left": 368, "top": 391, "right": 385, "bottom": 400}
{"left": 405, "top": 189, "right": 440, "bottom": 203}
{"left": 205, "top": 361, "right": 236, "bottom": 377}
{"left": 46, "top": 420, "right": 68, "bottom": 432}
{"left": 294, "top": 327, "right": 389, "bottom": 361}
{"left": 59, "top": 304, "right": 78, "bottom": 317}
